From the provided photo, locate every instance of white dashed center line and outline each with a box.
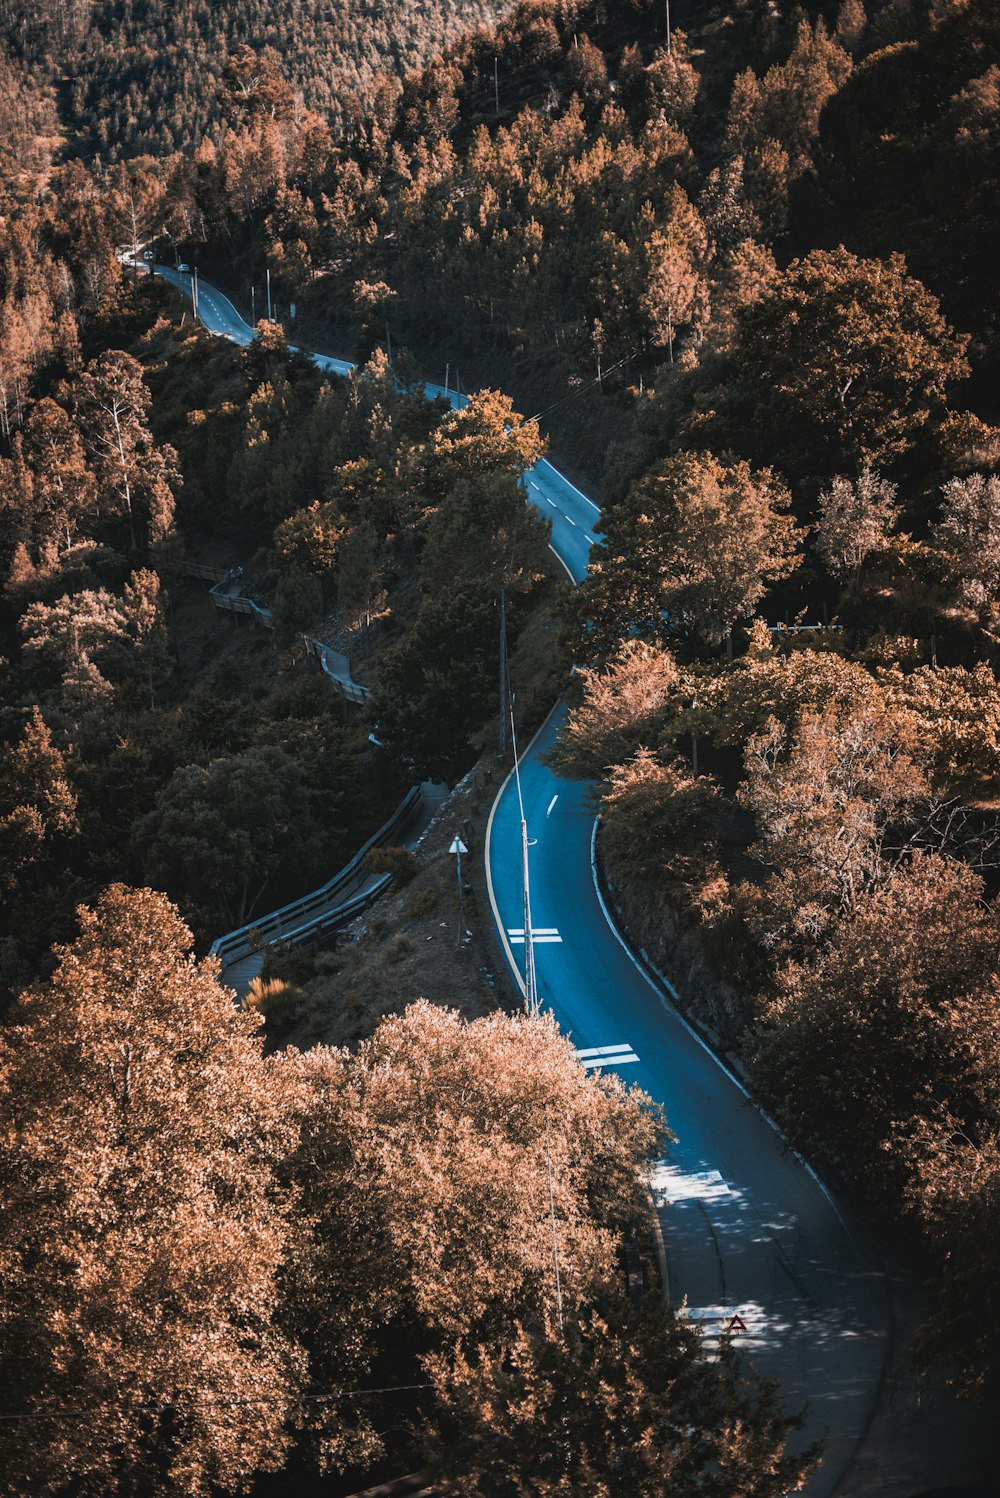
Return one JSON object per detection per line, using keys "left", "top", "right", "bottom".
{"left": 565, "top": 515, "right": 576, "bottom": 526}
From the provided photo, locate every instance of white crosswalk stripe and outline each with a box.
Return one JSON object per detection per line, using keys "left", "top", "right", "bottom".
{"left": 507, "top": 927, "right": 562, "bottom": 944}
{"left": 573, "top": 1042, "right": 640, "bottom": 1069}
{"left": 648, "top": 1162, "right": 733, "bottom": 1205}
{"left": 680, "top": 1303, "right": 767, "bottom": 1359}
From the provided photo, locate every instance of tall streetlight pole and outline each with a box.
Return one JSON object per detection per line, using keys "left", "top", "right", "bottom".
{"left": 510, "top": 696, "right": 539, "bottom": 1018}
{"left": 521, "top": 807, "right": 538, "bottom": 1017}
{"left": 498, "top": 587, "right": 509, "bottom": 759}
{"left": 666, "top": 0, "right": 672, "bottom": 54}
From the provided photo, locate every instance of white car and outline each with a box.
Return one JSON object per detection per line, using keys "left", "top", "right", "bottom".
{"left": 177, "top": 263, "right": 191, "bottom": 274}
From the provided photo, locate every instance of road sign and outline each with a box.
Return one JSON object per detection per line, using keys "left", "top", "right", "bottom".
{"left": 726, "top": 1314, "right": 747, "bottom": 1335}
{"left": 450, "top": 838, "right": 468, "bottom": 946}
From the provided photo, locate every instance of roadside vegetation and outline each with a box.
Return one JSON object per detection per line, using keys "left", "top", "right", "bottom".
{"left": 2, "top": 0, "right": 1000, "bottom": 1486}
{"left": 0, "top": 885, "right": 814, "bottom": 1496}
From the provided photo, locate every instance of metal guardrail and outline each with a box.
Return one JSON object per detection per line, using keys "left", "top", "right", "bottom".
{"left": 209, "top": 574, "right": 272, "bottom": 625}
{"left": 209, "top": 784, "right": 421, "bottom": 969}
{"left": 179, "top": 560, "right": 229, "bottom": 582}
{"left": 768, "top": 623, "right": 843, "bottom": 633}
{"left": 187, "top": 560, "right": 370, "bottom": 704}
{"left": 302, "top": 635, "right": 371, "bottom": 703}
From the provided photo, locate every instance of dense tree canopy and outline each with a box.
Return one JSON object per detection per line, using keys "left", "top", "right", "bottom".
{"left": 734, "top": 248, "right": 969, "bottom": 474}
{"left": 371, "top": 587, "right": 499, "bottom": 783}
{"left": 1, "top": 0, "right": 508, "bottom": 157}
{"left": 3, "top": 0, "right": 1000, "bottom": 1462}
{"left": 0, "top": 885, "right": 302, "bottom": 1496}
{"left": 578, "top": 450, "right": 801, "bottom": 654}
{"left": 131, "top": 745, "right": 330, "bottom": 931}
{"left": 0, "top": 886, "right": 811, "bottom": 1493}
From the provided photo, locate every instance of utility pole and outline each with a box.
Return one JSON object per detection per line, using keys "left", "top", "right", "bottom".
{"left": 494, "top": 55, "right": 500, "bottom": 113}
{"left": 266, "top": 266, "right": 272, "bottom": 323}
{"left": 192, "top": 267, "right": 199, "bottom": 322}
{"left": 498, "top": 587, "right": 509, "bottom": 759}
{"left": 521, "top": 808, "right": 538, "bottom": 1017}
{"left": 509, "top": 695, "right": 538, "bottom": 1018}
{"left": 251, "top": 285, "right": 256, "bottom": 325}
{"left": 386, "top": 322, "right": 393, "bottom": 364}
{"left": 691, "top": 692, "right": 699, "bottom": 776}
{"left": 666, "top": 0, "right": 672, "bottom": 54}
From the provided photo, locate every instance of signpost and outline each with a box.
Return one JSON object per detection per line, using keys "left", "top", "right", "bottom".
{"left": 450, "top": 837, "right": 468, "bottom": 946}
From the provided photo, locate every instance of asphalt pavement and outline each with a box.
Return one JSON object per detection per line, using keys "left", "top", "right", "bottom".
{"left": 154, "top": 264, "right": 605, "bottom": 561}
{"left": 158, "top": 262, "right": 890, "bottom": 1495}
{"left": 485, "top": 707, "right": 889, "bottom": 1493}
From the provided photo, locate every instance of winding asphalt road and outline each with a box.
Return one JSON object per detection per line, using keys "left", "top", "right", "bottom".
{"left": 155, "top": 265, "right": 599, "bottom": 572}
{"left": 157, "top": 264, "right": 890, "bottom": 1494}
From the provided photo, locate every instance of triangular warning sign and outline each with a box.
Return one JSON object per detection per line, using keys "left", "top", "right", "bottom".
{"left": 726, "top": 1314, "right": 748, "bottom": 1334}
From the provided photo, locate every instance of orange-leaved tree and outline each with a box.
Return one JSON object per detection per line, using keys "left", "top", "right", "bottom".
{"left": 0, "top": 885, "right": 303, "bottom": 1496}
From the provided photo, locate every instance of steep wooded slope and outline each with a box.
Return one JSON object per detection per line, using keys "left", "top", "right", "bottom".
{"left": 0, "top": 0, "right": 510, "bottom": 156}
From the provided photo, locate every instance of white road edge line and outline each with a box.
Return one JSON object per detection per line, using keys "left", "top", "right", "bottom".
{"left": 537, "top": 460, "right": 602, "bottom": 515}
{"left": 547, "top": 542, "right": 576, "bottom": 584}
{"left": 587, "top": 816, "right": 852, "bottom": 1234}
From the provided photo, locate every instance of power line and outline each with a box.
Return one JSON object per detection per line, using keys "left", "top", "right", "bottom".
{"left": 0, "top": 1383, "right": 434, "bottom": 1425}
{"left": 527, "top": 347, "right": 639, "bottom": 426}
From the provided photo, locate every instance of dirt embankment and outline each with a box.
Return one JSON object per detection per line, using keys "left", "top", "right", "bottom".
{"left": 259, "top": 574, "right": 568, "bottom": 1048}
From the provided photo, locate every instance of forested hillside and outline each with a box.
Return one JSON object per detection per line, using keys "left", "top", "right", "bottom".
{"left": 2, "top": 0, "right": 1000, "bottom": 1487}
{"left": 0, "top": 0, "right": 508, "bottom": 156}
{"left": 208, "top": 0, "right": 999, "bottom": 1409}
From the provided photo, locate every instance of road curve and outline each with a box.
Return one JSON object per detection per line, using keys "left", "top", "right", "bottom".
{"left": 157, "top": 264, "right": 889, "bottom": 1493}
{"left": 486, "top": 707, "right": 888, "bottom": 1492}
{"left": 154, "top": 265, "right": 603, "bottom": 550}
